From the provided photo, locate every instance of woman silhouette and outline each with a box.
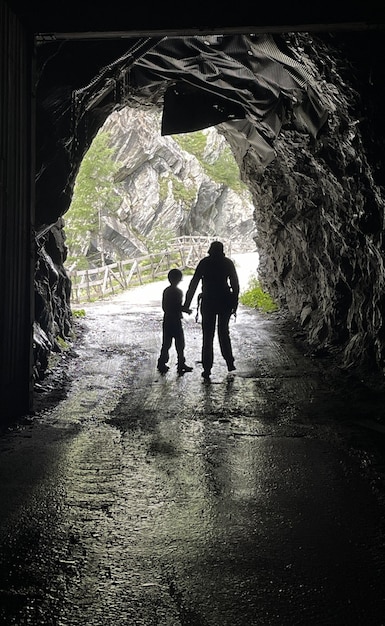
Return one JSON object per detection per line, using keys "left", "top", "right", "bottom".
{"left": 182, "top": 241, "right": 239, "bottom": 379}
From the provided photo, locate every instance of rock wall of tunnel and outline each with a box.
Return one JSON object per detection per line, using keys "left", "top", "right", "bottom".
{"left": 33, "top": 31, "right": 385, "bottom": 386}
{"left": 238, "top": 32, "right": 385, "bottom": 379}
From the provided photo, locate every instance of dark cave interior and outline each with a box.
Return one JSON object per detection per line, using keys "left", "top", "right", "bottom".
{"left": 33, "top": 27, "right": 385, "bottom": 385}
{"left": 2, "top": 1, "right": 385, "bottom": 420}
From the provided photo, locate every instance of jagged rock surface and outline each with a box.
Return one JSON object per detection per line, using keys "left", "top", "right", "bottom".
{"left": 239, "top": 33, "right": 385, "bottom": 378}
{"left": 97, "top": 108, "right": 256, "bottom": 259}
{"left": 34, "top": 220, "right": 73, "bottom": 380}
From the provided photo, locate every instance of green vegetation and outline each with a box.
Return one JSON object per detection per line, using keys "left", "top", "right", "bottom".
{"left": 205, "top": 147, "right": 248, "bottom": 194}
{"left": 66, "top": 255, "right": 89, "bottom": 271}
{"left": 174, "top": 131, "right": 207, "bottom": 160}
{"left": 158, "top": 177, "right": 169, "bottom": 201}
{"left": 55, "top": 336, "right": 69, "bottom": 350}
{"left": 173, "top": 130, "right": 249, "bottom": 194}
{"left": 171, "top": 176, "right": 197, "bottom": 204}
{"left": 71, "top": 308, "right": 86, "bottom": 317}
{"left": 147, "top": 227, "right": 175, "bottom": 254}
{"left": 65, "top": 130, "right": 122, "bottom": 268}
{"left": 159, "top": 173, "right": 197, "bottom": 206}
{"left": 240, "top": 277, "right": 278, "bottom": 313}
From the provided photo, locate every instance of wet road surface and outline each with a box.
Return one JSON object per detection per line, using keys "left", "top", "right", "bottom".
{"left": 1, "top": 259, "right": 385, "bottom": 625}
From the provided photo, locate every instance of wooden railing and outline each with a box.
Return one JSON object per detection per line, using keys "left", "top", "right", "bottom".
{"left": 67, "top": 236, "right": 231, "bottom": 304}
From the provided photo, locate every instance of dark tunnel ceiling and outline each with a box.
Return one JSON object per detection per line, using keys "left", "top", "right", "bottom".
{"left": 68, "top": 34, "right": 330, "bottom": 170}
{"left": 9, "top": 0, "right": 385, "bottom": 35}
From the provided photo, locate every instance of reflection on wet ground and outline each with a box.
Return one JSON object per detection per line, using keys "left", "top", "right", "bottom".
{"left": 1, "top": 274, "right": 385, "bottom": 625}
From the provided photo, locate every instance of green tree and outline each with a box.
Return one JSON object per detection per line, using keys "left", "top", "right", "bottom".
{"left": 65, "top": 131, "right": 121, "bottom": 267}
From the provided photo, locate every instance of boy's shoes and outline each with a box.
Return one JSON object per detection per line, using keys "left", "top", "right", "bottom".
{"left": 177, "top": 364, "right": 193, "bottom": 375}
{"left": 201, "top": 370, "right": 211, "bottom": 380}
{"left": 157, "top": 364, "right": 169, "bottom": 374}
{"left": 227, "top": 362, "right": 236, "bottom": 372}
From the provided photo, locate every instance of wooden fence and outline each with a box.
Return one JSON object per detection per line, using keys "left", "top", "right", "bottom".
{"left": 68, "top": 236, "right": 231, "bottom": 304}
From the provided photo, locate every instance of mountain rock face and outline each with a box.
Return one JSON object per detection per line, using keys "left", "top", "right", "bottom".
{"left": 34, "top": 31, "right": 385, "bottom": 387}
{"left": 239, "top": 33, "right": 385, "bottom": 379}
{"left": 94, "top": 108, "right": 257, "bottom": 261}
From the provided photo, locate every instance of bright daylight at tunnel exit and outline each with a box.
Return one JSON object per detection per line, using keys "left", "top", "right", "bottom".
{"left": 63, "top": 108, "right": 260, "bottom": 310}
{"left": 2, "top": 16, "right": 385, "bottom": 625}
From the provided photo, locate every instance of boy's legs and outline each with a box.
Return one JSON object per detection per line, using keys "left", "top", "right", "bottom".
{"left": 174, "top": 323, "right": 185, "bottom": 367}
{"left": 175, "top": 324, "right": 193, "bottom": 374}
{"left": 157, "top": 322, "right": 173, "bottom": 372}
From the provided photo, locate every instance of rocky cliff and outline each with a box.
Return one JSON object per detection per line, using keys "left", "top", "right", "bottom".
{"left": 80, "top": 108, "right": 257, "bottom": 264}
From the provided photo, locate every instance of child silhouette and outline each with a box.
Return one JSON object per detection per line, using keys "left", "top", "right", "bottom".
{"left": 157, "top": 268, "right": 193, "bottom": 376}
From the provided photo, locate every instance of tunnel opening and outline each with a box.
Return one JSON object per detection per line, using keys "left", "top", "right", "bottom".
{"left": 63, "top": 106, "right": 259, "bottom": 284}
{"left": 34, "top": 31, "right": 326, "bottom": 378}
{"left": 32, "top": 28, "right": 385, "bottom": 402}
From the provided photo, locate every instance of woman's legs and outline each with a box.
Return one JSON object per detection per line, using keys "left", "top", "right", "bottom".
{"left": 201, "top": 308, "right": 216, "bottom": 375}
{"left": 218, "top": 309, "right": 235, "bottom": 370}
